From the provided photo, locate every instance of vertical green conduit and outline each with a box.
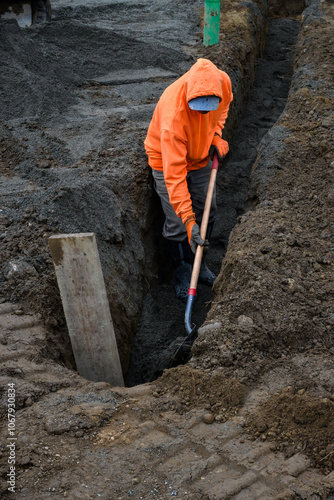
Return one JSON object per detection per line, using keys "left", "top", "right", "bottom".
{"left": 203, "top": 0, "right": 221, "bottom": 47}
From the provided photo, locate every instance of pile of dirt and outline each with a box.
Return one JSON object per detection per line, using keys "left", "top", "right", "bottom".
{"left": 0, "top": 129, "right": 26, "bottom": 177}
{"left": 245, "top": 387, "right": 334, "bottom": 473}
{"left": 156, "top": 366, "right": 247, "bottom": 419}
{"left": 0, "top": 17, "right": 183, "bottom": 122}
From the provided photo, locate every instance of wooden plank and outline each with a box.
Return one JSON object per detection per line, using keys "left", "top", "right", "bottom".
{"left": 49, "top": 233, "right": 124, "bottom": 387}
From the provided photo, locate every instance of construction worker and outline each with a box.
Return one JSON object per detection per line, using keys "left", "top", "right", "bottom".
{"left": 144, "top": 58, "right": 233, "bottom": 299}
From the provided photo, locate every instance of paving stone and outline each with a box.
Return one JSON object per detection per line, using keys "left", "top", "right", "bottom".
{"left": 250, "top": 449, "right": 286, "bottom": 473}
{"left": 233, "top": 480, "right": 277, "bottom": 499}
{"left": 293, "top": 486, "right": 324, "bottom": 498}
{"left": 159, "top": 448, "right": 200, "bottom": 472}
{"left": 221, "top": 437, "right": 272, "bottom": 465}
{"left": 290, "top": 468, "right": 334, "bottom": 499}
{"left": 274, "top": 489, "right": 298, "bottom": 500}
{"left": 189, "top": 421, "right": 235, "bottom": 444}
{"left": 298, "top": 468, "right": 332, "bottom": 489}
{"left": 159, "top": 449, "right": 221, "bottom": 485}
{"left": 245, "top": 442, "right": 273, "bottom": 462}
{"left": 192, "top": 463, "right": 240, "bottom": 498}
{"left": 215, "top": 419, "right": 245, "bottom": 441}
{"left": 190, "top": 418, "right": 243, "bottom": 442}
{"left": 263, "top": 451, "right": 294, "bottom": 476}
{"left": 0, "top": 303, "right": 17, "bottom": 315}
{"left": 135, "top": 429, "right": 179, "bottom": 452}
{"left": 158, "top": 450, "right": 220, "bottom": 488}
{"left": 324, "top": 470, "right": 334, "bottom": 485}
{"left": 283, "top": 453, "right": 311, "bottom": 477}
{"left": 193, "top": 468, "right": 258, "bottom": 499}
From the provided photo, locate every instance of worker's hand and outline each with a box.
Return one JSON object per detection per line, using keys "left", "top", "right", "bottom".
{"left": 210, "top": 135, "right": 229, "bottom": 166}
{"left": 209, "top": 144, "right": 224, "bottom": 164}
{"left": 185, "top": 216, "right": 204, "bottom": 253}
{"left": 187, "top": 222, "right": 204, "bottom": 253}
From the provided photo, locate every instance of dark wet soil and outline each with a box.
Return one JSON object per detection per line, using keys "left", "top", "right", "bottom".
{"left": 0, "top": 1, "right": 334, "bottom": 496}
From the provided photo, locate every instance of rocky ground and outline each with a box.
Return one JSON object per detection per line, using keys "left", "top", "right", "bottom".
{"left": 0, "top": 0, "right": 333, "bottom": 498}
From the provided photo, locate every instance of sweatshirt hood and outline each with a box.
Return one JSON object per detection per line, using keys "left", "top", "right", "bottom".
{"left": 185, "top": 58, "right": 224, "bottom": 103}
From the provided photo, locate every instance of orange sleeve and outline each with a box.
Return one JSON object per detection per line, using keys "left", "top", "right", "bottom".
{"left": 160, "top": 129, "right": 195, "bottom": 224}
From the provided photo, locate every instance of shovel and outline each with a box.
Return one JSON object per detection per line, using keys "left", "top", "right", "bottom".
{"left": 169, "top": 153, "right": 219, "bottom": 366}
{"left": 185, "top": 152, "right": 219, "bottom": 336}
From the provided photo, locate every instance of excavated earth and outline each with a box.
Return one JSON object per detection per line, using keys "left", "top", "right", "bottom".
{"left": 0, "top": 0, "right": 334, "bottom": 498}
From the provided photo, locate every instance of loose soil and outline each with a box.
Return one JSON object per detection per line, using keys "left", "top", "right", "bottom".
{"left": 0, "top": 0, "right": 334, "bottom": 498}
{"left": 245, "top": 387, "right": 334, "bottom": 472}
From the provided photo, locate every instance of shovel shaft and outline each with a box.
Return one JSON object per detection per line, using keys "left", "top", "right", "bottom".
{"left": 185, "top": 293, "right": 196, "bottom": 335}
{"left": 185, "top": 154, "right": 219, "bottom": 335}
{"left": 189, "top": 154, "right": 218, "bottom": 292}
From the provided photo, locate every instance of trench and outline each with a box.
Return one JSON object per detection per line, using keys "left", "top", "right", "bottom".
{"left": 126, "top": 14, "right": 300, "bottom": 387}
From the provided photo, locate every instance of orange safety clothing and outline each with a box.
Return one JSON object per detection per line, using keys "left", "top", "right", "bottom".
{"left": 144, "top": 58, "right": 233, "bottom": 226}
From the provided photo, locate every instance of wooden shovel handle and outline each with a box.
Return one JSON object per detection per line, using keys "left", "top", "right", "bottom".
{"left": 189, "top": 154, "right": 218, "bottom": 292}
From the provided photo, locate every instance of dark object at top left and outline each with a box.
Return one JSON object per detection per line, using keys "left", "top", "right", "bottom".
{"left": 0, "top": 1, "right": 51, "bottom": 27}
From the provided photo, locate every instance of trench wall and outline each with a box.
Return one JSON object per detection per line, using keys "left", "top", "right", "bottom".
{"left": 191, "top": 0, "right": 334, "bottom": 375}
{"left": 124, "top": 0, "right": 270, "bottom": 373}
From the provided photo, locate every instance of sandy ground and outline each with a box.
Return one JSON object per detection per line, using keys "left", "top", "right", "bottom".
{"left": 0, "top": 0, "right": 334, "bottom": 498}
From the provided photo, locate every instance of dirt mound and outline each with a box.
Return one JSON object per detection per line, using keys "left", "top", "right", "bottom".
{"left": 156, "top": 366, "right": 247, "bottom": 419}
{"left": 0, "top": 130, "right": 26, "bottom": 177}
{"left": 0, "top": 18, "right": 183, "bottom": 122}
{"left": 245, "top": 387, "right": 334, "bottom": 472}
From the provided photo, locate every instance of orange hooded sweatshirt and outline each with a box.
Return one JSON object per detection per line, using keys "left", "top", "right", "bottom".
{"left": 144, "top": 58, "right": 233, "bottom": 225}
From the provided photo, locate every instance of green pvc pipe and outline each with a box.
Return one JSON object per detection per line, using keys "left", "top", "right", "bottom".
{"left": 203, "top": 0, "right": 221, "bottom": 47}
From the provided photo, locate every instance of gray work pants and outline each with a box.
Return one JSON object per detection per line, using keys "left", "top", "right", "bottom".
{"left": 152, "top": 159, "right": 217, "bottom": 242}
